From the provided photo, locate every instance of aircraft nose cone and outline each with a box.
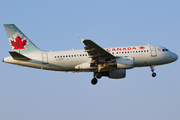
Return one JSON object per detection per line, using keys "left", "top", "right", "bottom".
{"left": 172, "top": 53, "right": 178, "bottom": 61}
{"left": 174, "top": 53, "right": 178, "bottom": 61}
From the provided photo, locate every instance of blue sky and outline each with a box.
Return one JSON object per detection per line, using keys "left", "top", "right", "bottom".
{"left": 0, "top": 0, "right": 180, "bottom": 120}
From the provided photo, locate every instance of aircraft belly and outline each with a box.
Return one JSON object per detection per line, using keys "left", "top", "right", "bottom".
{"left": 134, "top": 54, "right": 155, "bottom": 67}
{"left": 134, "top": 53, "right": 170, "bottom": 67}
{"left": 49, "top": 57, "right": 90, "bottom": 71}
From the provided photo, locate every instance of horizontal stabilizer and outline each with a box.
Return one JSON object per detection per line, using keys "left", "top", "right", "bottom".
{"left": 9, "top": 51, "right": 31, "bottom": 61}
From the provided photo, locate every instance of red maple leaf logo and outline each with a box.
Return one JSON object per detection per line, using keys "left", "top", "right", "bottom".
{"left": 10, "top": 36, "right": 27, "bottom": 50}
{"left": 139, "top": 46, "right": 145, "bottom": 50}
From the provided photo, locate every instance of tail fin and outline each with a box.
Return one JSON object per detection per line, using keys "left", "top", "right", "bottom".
{"left": 4, "top": 24, "right": 42, "bottom": 55}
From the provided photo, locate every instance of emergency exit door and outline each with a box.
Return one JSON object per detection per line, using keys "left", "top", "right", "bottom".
{"left": 150, "top": 46, "right": 157, "bottom": 57}
{"left": 42, "top": 53, "right": 48, "bottom": 64}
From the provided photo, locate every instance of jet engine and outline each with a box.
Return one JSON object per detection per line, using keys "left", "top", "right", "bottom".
{"left": 107, "top": 57, "right": 134, "bottom": 69}
{"left": 101, "top": 69, "right": 126, "bottom": 79}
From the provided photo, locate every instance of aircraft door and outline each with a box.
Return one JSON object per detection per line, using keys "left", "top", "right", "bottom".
{"left": 150, "top": 46, "right": 157, "bottom": 57}
{"left": 42, "top": 53, "right": 48, "bottom": 64}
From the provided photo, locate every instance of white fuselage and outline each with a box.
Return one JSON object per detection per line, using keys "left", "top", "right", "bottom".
{"left": 3, "top": 45, "right": 178, "bottom": 72}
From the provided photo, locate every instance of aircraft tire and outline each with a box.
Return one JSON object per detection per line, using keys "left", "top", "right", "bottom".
{"left": 152, "top": 73, "right": 156, "bottom": 77}
{"left": 91, "top": 78, "right": 98, "bottom": 85}
{"left": 96, "top": 72, "right": 102, "bottom": 79}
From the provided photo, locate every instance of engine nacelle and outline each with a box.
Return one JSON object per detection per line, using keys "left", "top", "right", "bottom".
{"left": 102, "top": 69, "right": 126, "bottom": 79}
{"left": 115, "top": 57, "right": 134, "bottom": 69}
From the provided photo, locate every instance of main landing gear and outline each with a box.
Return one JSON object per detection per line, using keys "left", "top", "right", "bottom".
{"left": 91, "top": 78, "right": 98, "bottom": 85}
{"left": 91, "top": 72, "right": 102, "bottom": 85}
{"left": 150, "top": 65, "right": 157, "bottom": 77}
{"left": 91, "top": 64, "right": 103, "bottom": 85}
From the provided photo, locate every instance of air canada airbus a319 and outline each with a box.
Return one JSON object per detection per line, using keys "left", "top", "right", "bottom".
{"left": 3, "top": 24, "right": 178, "bottom": 85}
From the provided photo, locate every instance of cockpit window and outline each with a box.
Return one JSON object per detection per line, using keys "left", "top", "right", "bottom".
{"left": 162, "top": 49, "right": 169, "bottom": 52}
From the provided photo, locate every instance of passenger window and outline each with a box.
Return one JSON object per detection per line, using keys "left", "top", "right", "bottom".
{"left": 116, "top": 52, "right": 118, "bottom": 54}
{"left": 147, "top": 50, "right": 149, "bottom": 52}
{"left": 74, "top": 55, "right": 76, "bottom": 57}
{"left": 144, "top": 50, "right": 146, "bottom": 52}
{"left": 55, "top": 56, "right": 56, "bottom": 58}
{"left": 141, "top": 50, "right": 143, "bottom": 52}
{"left": 112, "top": 52, "right": 114, "bottom": 54}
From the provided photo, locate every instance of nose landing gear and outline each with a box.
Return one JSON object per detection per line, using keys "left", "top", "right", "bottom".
{"left": 152, "top": 72, "right": 156, "bottom": 77}
{"left": 150, "top": 65, "right": 157, "bottom": 77}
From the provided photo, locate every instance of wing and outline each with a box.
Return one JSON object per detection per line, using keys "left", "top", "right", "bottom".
{"left": 80, "top": 38, "right": 115, "bottom": 63}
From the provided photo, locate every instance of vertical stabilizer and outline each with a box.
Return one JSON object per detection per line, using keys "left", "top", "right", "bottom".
{"left": 4, "top": 24, "right": 42, "bottom": 55}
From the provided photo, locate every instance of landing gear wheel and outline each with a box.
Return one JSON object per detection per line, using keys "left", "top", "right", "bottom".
{"left": 96, "top": 72, "right": 102, "bottom": 79}
{"left": 91, "top": 78, "right": 98, "bottom": 85}
{"left": 152, "top": 72, "right": 156, "bottom": 77}
{"left": 150, "top": 65, "right": 157, "bottom": 77}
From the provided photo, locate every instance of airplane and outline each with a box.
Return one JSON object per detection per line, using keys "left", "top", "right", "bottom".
{"left": 3, "top": 24, "right": 178, "bottom": 85}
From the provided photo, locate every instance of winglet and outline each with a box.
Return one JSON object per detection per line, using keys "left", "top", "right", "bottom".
{"left": 79, "top": 37, "right": 85, "bottom": 42}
